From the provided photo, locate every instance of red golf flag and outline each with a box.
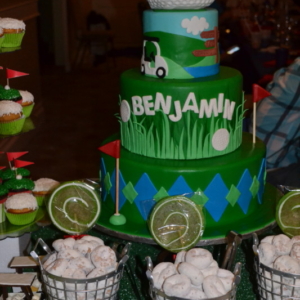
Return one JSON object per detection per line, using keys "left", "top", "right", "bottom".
{"left": 6, "top": 152, "right": 28, "bottom": 162}
{"left": 6, "top": 68, "right": 29, "bottom": 79}
{"left": 0, "top": 166, "right": 6, "bottom": 170}
{"left": 14, "top": 160, "right": 34, "bottom": 168}
{"left": 98, "top": 140, "right": 120, "bottom": 158}
{"left": 252, "top": 84, "right": 272, "bottom": 103}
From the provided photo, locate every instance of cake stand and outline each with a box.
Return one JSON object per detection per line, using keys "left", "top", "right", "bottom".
{"left": 95, "top": 183, "right": 281, "bottom": 246}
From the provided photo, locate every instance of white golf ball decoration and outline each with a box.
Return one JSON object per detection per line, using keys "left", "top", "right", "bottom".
{"left": 212, "top": 128, "right": 230, "bottom": 151}
{"left": 120, "top": 100, "right": 131, "bottom": 122}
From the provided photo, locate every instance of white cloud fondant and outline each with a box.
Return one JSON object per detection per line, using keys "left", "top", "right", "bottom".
{"left": 212, "top": 128, "right": 230, "bottom": 151}
{"left": 120, "top": 100, "right": 131, "bottom": 122}
{"left": 181, "top": 16, "right": 209, "bottom": 36}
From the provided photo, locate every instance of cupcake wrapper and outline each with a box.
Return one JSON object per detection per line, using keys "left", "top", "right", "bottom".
{"left": 35, "top": 195, "right": 45, "bottom": 207}
{"left": 22, "top": 117, "right": 35, "bottom": 133}
{"left": 5, "top": 209, "right": 37, "bottom": 225}
{"left": 0, "top": 36, "right": 4, "bottom": 48}
{"left": 22, "top": 103, "right": 35, "bottom": 118}
{"left": 0, "top": 204, "right": 6, "bottom": 223}
{"left": 0, "top": 116, "right": 25, "bottom": 136}
{"left": 2, "top": 32, "right": 25, "bottom": 48}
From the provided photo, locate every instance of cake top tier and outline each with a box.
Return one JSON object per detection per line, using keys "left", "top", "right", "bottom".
{"left": 141, "top": 8, "right": 219, "bottom": 80}
{"left": 147, "top": 0, "right": 215, "bottom": 10}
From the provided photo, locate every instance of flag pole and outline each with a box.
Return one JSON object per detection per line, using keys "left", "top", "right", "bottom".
{"left": 253, "top": 101, "right": 257, "bottom": 144}
{"left": 115, "top": 157, "right": 119, "bottom": 215}
{"left": 98, "top": 140, "right": 126, "bottom": 225}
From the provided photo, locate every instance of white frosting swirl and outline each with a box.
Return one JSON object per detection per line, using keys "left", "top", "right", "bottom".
{"left": 0, "top": 18, "right": 26, "bottom": 30}
{"left": 19, "top": 90, "right": 34, "bottom": 104}
{"left": 0, "top": 100, "right": 22, "bottom": 117}
{"left": 33, "top": 178, "right": 59, "bottom": 192}
{"left": 5, "top": 193, "right": 37, "bottom": 210}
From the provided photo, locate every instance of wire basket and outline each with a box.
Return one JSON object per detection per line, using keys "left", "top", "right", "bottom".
{"left": 146, "top": 231, "right": 242, "bottom": 300}
{"left": 30, "top": 238, "right": 130, "bottom": 300}
{"left": 253, "top": 233, "right": 300, "bottom": 300}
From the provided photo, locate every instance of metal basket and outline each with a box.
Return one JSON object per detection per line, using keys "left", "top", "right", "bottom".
{"left": 146, "top": 231, "right": 242, "bottom": 300}
{"left": 253, "top": 233, "right": 300, "bottom": 300}
{"left": 30, "top": 238, "right": 130, "bottom": 300}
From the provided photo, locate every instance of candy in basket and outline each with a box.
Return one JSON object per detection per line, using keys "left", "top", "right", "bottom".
{"left": 253, "top": 232, "right": 300, "bottom": 300}
{"left": 30, "top": 237, "right": 130, "bottom": 300}
{"left": 146, "top": 231, "right": 242, "bottom": 300}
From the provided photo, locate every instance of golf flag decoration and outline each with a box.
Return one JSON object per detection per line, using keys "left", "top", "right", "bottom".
{"left": 14, "top": 160, "right": 34, "bottom": 168}
{"left": 252, "top": 84, "right": 272, "bottom": 143}
{"left": 98, "top": 140, "right": 126, "bottom": 225}
{"left": 6, "top": 151, "right": 28, "bottom": 162}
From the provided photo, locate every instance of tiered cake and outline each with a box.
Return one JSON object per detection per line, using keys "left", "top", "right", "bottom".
{"left": 99, "top": 1, "right": 269, "bottom": 240}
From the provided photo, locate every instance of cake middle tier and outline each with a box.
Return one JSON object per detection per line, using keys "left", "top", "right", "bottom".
{"left": 119, "top": 66, "right": 244, "bottom": 160}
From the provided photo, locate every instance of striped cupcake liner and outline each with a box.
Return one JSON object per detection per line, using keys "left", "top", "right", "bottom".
{"left": 2, "top": 31, "right": 25, "bottom": 47}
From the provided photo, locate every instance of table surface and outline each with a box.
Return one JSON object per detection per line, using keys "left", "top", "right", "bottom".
{"left": 30, "top": 223, "right": 281, "bottom": 300}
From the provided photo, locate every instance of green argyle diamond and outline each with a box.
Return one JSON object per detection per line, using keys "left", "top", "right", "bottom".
{"left": 250, "top": 176, "right": 260, "bottom": 198}
{"left": 104, "top": 172, "right": 112, "bottom": 193}
{"left": 154, "top": 187, "right": 169, "bottom": 202}
{"left": 122, "top": 182, "right": 138, "bottom": 204}
{"left": 226, "top": 185, "right": 241, "bottom": 206}
{"left": 191, "top": 189, "right": 209, "bottom": 206}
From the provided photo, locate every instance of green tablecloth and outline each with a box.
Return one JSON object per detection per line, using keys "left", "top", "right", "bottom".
{"left": 31, "top": 224, "right": 281, "bottom": 300}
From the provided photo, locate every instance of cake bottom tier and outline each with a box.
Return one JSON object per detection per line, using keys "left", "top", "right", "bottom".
{"left": 99, "top": 132, "right": 270, "bottom": 240}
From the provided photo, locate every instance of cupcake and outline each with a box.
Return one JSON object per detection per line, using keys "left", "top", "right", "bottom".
{"left": 32, "top": 178, "right": 60, "bottom": 206}
{"left": 0, "top": 100, "right": 25, "bottom": 136}
{"left": 1, "top": 167, "right": 30, "bottom": 182}
{"left": 0, "top": 18, "right": 26, "bottom": 48}
{"left": 4, "top": 177, "right": 35, "bottom": 196}
{"left": 0, "top": 27, "right": 4, "bottom": 48}
{"left": 19, "top": 90, "right": 34, "bottom": 118}
{"left": 0, "top": 185, "right": 8, "bottom": 204}
{"left": 0, "top": 185, "right": 8, "bottom": 224}
{"left": 0, "top": 87, "right": 22, "bottom": 103}
{"left": 5, "top": 193, "right": 38, "bottom": 225}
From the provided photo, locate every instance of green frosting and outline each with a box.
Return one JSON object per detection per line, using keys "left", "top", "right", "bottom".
{"left": 1, "top": 168, "right": 30, "bottom": 180}
{"left": 4, "top": 178, "right": 34, "bottom": 191}
{"left": 0, "top": 87, "right": 21, "bottom": 101}
{"left": 0, "top": 185, "right": 8, "bottom": 196}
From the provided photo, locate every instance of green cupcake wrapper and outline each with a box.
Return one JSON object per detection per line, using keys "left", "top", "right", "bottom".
{"left": 0, "top": 36, "right": 4, "bottom": 48}
{"left": 22, "top": 103, "right": 34, "bottom": 118}
{"left": 22, "top": 117, "right": 35, "bottom": 133}
{"left": 2, "top": 32, "right": 25, "bottom": 48}
{"left": 0, "top": 204, "right": 6, "bottom": 224}
{"left": 35, "top": 195, "right": 45, "bottom": 207}
{"left": 5, "top": 209, "right": 37, "bottom": 225}
{"left": 0, "top": 116, "right": 25, "bottom": 136}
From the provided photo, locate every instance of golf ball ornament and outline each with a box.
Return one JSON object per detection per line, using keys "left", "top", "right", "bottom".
{"left": 147, "top": 0, "right": 215, "bottom": 9}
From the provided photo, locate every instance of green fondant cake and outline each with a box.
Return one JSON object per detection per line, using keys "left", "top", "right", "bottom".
{"left": 100, "top": 132, "right": 266, "bottom": 236}
{"left": 120, "top": 66, "right": 243, "bottom": 159}
{"left": 98, "top": 6, "right": 269, "bottom": 241}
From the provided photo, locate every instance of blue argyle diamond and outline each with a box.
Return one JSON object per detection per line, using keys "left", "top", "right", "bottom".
{"left": 236, "top": 169, "right": 253, "bottom": 214}
{"left": 110, "top": 169, "right": 127, "bottom": 209}
{"left": 168, "top": 176, "right": 193, "bottom": 196}
{"left": 204, "top": 174, "right": 229, "bottom": 222}
{"left": 134, "top": 173, "right": 157, "bottom": 220}
{"left": 100, "top": 158, "right": 107, "bottom": 201}
{"left": 257, "top": 159, "right": 266, "bottom": 204}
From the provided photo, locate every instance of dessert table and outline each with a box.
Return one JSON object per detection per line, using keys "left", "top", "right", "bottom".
{"left": 30, "top": 222, "right": 281, "bottom": 300}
